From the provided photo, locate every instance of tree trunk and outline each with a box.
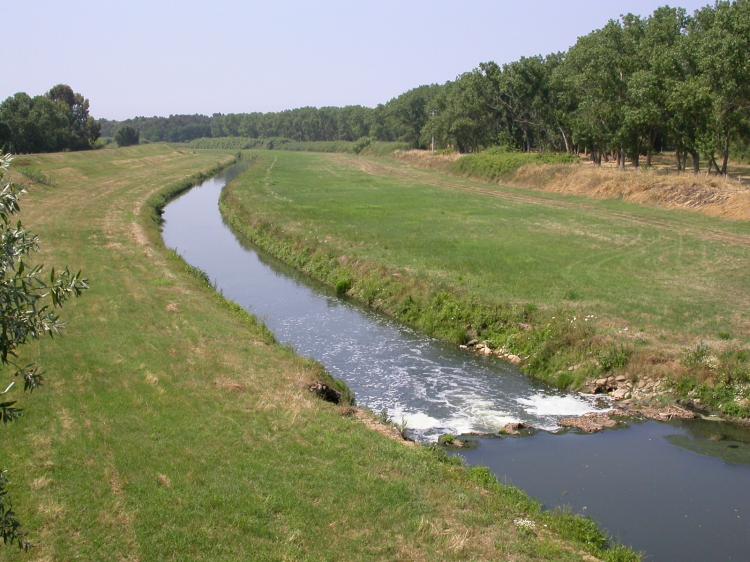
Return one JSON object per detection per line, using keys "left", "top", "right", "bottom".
{"left": 559, "top": 127, "right": 570, "bottom": 153}
{"left": 618, "top": 147, "right": 625, "bottom": 170}
{"left": 690, "top": 150, "right": 700, "bottom": 173}
{"left": 720, "top": 135, "right": 729, "bottom": 175}
{"left": 681, "top": 152, "right": 688, "bottom": 171}
{"left": 675, "top": 150, "right": 683, "bottom": 171}
{"left": 648, "top": 130, "right": 657, "bottom": 167}
{"left": 633, "top": 141, "right": 641, "bottom": 168}
{"left": 708, "top": 155, "right": 721, "bottom": 174}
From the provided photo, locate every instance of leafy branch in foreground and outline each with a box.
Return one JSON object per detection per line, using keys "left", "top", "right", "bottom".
{"left": 0, "top": 469, "right": 27, "bottom": 550}
{"left": 0, "top": 153, "right": 88, "bottom": 550}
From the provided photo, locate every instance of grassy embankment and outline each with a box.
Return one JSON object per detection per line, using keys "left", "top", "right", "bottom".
{"left": 187, "top": 136, "right": 407, "bottom": 156}
{"left": 398, "top": 148, "right": 750, "bottom": 221}
{"left": 220, "top": 150, "right": 750, "bottom": 418}
{"left": 0, "top": 145, "right": 634, "bottom": 561}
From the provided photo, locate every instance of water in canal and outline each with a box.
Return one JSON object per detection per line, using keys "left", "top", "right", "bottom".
{"left": 162, "top": 161, "right": 750, "bottom": 561}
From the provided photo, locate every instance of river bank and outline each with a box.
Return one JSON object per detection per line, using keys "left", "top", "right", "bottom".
{"left": 0, "top": 145, "right": 633, "bottom": 561}
{"left": 170, "top": 151, "right": 750, "bottom": 561}
{"left": 218, "top": 150, "right": 750, "bottom": 422}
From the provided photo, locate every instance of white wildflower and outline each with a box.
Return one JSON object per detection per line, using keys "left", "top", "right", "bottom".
{"left": 514, "top": 518, "right": 536, "bottom": 530}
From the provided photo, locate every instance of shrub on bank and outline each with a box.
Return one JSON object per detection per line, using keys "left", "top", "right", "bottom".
{"left": 452, "top": 148, "right": 577, "bottom": 181}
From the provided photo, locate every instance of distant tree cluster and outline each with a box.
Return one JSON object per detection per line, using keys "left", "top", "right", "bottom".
{"left": 0, "top": 85, "right": 100, "bottom": 153}
{"left": 95, "top": 84, "right": 444, "bottom": 147}
{"left": 114, "top": 126, "right": 139, "bottom": 147}
{"left": 99, "top": 1, "right": 749, "bottom": 173}
{"left": 99, "top": 114, "right": 212, "bottom": 143}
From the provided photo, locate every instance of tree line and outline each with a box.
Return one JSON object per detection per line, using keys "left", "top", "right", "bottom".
{"left": 423, "top": 1, "right": 749, "bottom": 173}
{"left": 99, "top": 2, "right": 749, "bottom": 173}
{"left": 0, "top": 85, "right": 100, "bottom": 153}
{"left": 8, "top": 2, "right": 749, "bottom": 173}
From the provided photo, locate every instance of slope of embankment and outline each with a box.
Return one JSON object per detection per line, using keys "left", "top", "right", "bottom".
{"left": 0, "top": 145, "right": 631, "bottom": 561}
{"left": 220, "top": 150, "right": 750, "bottom": 420}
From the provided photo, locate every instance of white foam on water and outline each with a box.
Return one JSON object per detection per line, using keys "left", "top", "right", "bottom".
{"left": 388, "top": 408, "right": 442, "bottom": 431}
{"left": 390, "top": 392, "right": 527, "bottom": 440}
{"left": 440, "top": 415, "right": 477, "bottom": 436}
{"left": 516, "top": 393, "right": 604, "bottom": 417}
{"left": 452, "top": 396, "right": 521, "bottom": 433}
{"left": 443, "top": 411, "right": 521, "bottom": 435}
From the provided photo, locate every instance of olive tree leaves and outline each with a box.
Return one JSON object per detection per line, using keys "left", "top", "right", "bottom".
{"left": 0, "top": 153, "right": 88, "bottom": 550}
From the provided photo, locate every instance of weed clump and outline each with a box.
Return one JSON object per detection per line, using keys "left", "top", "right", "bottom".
{"left": 437, "top": 434, "right": 455, "bottom": 445}
{"left": 18, "top": 166, "right": 54, "bottom": 185}
{"left": 675, "top": 344, "right": 750, "bottom": 417}
{"left": 599, "top": 345, "right": 632, "bottom": 373}
{"left": 452, "top": 148, "right": 577, "bottom": 181}
{"left": 335, "top": 276, "right": 353, "bottom": 296}
{"left": 683, "top": 342, "right": 712, "bottom": 369}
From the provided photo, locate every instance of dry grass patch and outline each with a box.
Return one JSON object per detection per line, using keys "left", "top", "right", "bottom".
{"left": 30, "top": 476, "right": 52, "bottom": 491}
{"left": 213, "top": 376, "right": 247, "bottom": 393}
{"left": 511, "top": 162, "right": 750, "bottom": 221}
{"left": 155, "top": 474, "right": 172, "bottom": 488}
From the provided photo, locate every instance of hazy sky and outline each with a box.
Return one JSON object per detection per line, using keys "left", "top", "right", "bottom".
{"left": 6, "top": 0, "right": 710, "bottom": 120}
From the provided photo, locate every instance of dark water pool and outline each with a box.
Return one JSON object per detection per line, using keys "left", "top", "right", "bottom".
{"left": 457, "top": 420, "right": 750, "bottom": 561}
{"left": 162, "top": 161, "right": 750, "bottom": 561}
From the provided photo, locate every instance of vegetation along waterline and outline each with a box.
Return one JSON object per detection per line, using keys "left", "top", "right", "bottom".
{"left": 0, "top": 145, "right": 638, "bottom": 560}
{"left": 219, "top": 149, "right": 750, "bottom": 421}
{"left": 2, "top": 0, "right": 749, "bottom": 559}
{"left": 165, "top": 152, "right": 750, "bottom": 562}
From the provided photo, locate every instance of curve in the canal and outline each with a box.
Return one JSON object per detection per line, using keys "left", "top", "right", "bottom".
{"left": 161, "top": 161, "right": 750, "bottom": 562}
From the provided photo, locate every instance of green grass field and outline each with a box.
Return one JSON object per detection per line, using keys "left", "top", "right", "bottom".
{"left": 0, "top": 145, "right": 633, "bottom": 561}
{"left": 220, "top": 150, "right": 750, "bottom": 411}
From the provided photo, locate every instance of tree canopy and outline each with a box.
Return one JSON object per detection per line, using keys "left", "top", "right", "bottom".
{"left": 0, "top": 85, "right": 100, "bottom": 154}
{"left": 114, "top": 126, "right": 139, "bottom": 147}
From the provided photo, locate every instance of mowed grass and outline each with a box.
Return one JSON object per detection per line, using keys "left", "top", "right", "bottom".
{"left": 225, "top": 150, "right": 750, "bottom": 347}
{"left": 0, "top": 145, "right": 631, "bottom": 561}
